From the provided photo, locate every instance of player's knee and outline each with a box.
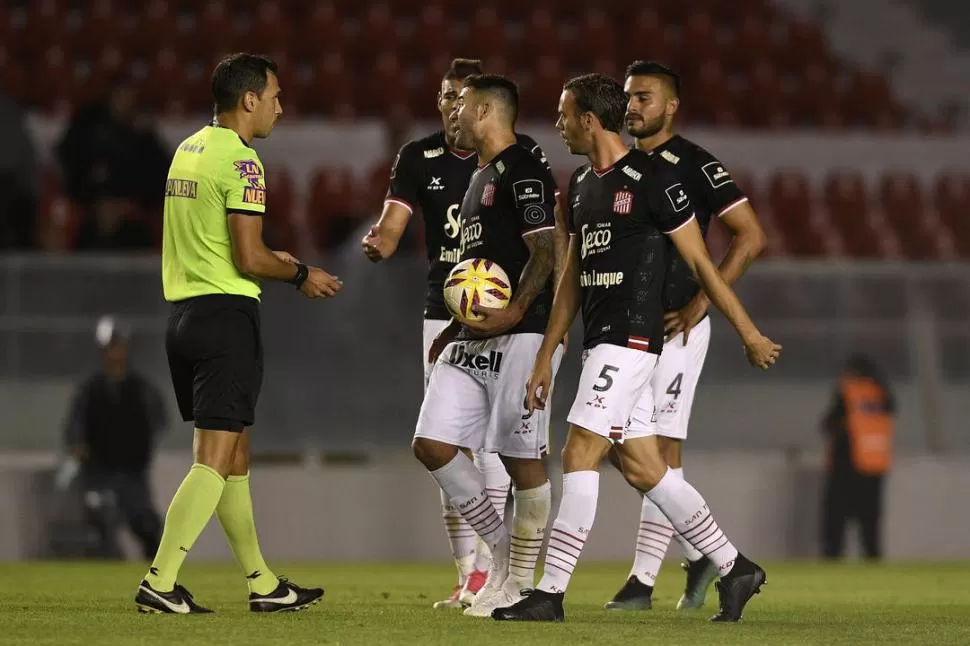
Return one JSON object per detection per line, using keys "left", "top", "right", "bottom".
{"left": 411, "top": 437, "right": 457, "bottom": 470}
{"left": 621, "top": 458, "right": 668, "bottom": 492}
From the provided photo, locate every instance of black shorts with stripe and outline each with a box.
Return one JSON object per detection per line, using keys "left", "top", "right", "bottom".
{"left": 165, "top": 294, "right": 263, "bottom": 432}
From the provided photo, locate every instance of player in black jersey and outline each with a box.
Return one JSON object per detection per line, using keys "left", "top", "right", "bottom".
{"left": 362, "top": 59, "right": 561, "bottom": 610}
{"left": 412, "top": 74, "right": 562, "bottom": 618}
{"left": 603, "top": 61, "right": 770, "bottom": 612}
{"left": 494, "top": 74, "right": 779, "bottom": 623}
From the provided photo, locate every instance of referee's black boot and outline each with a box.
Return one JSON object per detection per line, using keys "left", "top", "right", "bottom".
{"left": 249, "top": 577, "right": 324, "bottom": 613}
{"left": 492, "top": 589, "right": 565, "bottom": 622}
{"left": 135, "top": 580, "right": 213, "bottom": 614}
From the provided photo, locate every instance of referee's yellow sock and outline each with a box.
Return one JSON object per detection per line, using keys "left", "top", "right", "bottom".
{"left": 216, "top": 472, "right": 279, "bottom": 596}
{"left": 145, "top": 463, "right": 226, "bottom": 592}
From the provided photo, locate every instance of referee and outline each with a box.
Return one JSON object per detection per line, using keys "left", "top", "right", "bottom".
{"left": 135, "top": 53, "right": 338, "bottom": 615}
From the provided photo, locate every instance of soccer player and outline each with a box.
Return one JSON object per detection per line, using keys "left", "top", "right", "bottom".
{"left": 135, "top": 53, "right": 339, "bottom": 614}
{"left": 494, "top": 74, "right": 779, "bottom": 623}
{"left": 412, "top": 74, "right": 563, "bottom": 617}
{"left": 603, "top": 61, "right": 768, "bottom": 611}
{"left": 362, "top": 59, "right": 564, "bottom": 609}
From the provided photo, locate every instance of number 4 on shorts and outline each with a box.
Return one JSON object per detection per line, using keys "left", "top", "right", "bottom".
{"left": 666, "top": 372, "right": 683, "bottom": 399}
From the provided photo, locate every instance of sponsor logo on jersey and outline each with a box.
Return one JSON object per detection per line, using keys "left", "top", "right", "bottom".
{"left": 480, "top": 183, "right": 496, "bottom": 206}
{"left": 613, "top": 190, "right": 634, "bottom": 215}
{"left": 459, "top": 221, "right": 483, "bottom": 256}
{"left": 621, "top": 165, "right": 642, "bottom": 182}
{"left": 580, "top": 270, "right": 624, "bottom": 287}
{"left": 513, "top": 179, "right": 545, "bottom": 205}
{"left": 586, "top": 394, "right": 607, "bottom": 409}
{"left": 427, "top": 176, "right": 445, "bottom": 191}
{"left": 242, "top": 187, "right": 266, "bottom": 205}
{"left": 443, "top": 203, "right": 461, "bottom": 239}
{"left": 580, "top": 223, "right": 612, "bottom": 259}
{"left": 665, "top": 183, "right": 690, "bottom": 212}
{"left": 661, "top": 150, "right": 680, "bottom": 164}
{"left": 423, "top": 147, "right": 444, "bottom": 158}
{"left": 165, "top": 178, "right": 197, "bottom": 199}
{"left": 701, "top": 160, "right": 733, "bottom": 188}
{"left": 233, "top": 160, "right": 264, "bottom": 189}
{"left": 178, "top": 139, "right": 205, "bottom": 154}
{"left": 447, "top": 345, "right": 504, "bottom": 379}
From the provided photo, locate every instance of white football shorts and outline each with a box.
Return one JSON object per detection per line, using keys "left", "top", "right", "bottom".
{"left": 422, "top": 318, "right": 451, "bottom": 389}
{"left": 566, "top": 343, "right": 659, "bottom": 442}
{"left": 415, "top": 332, "right": 563, "bottom": 459}
{"left": 627, "top": 315, "right": 711, "bottom": 440}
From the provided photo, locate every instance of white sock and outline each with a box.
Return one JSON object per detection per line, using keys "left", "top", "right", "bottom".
{"left": 668, "top": 468, "right": 704, "bottom": 562}
{"left": 430, "top": 453, "right": 509, "bottom": 554}
{"left": 537, "top": 471, "right": 599, "bottom": 594}
{"left": 629, "top": 495, "right": 674, "bottom": 586}
{"left": 472, "top": 451, "right": 511, "bottom": 572}
{"left": 645, "top": 468, "right": 738, "bottom": 575}
{"left": 440, "top": 487, "right": 476, "bottom": 584}
{"left": 508, "top": 481, "right": 551, "bottom": 589}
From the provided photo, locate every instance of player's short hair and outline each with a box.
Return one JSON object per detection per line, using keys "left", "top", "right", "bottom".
{"left": 444, "top": 58, "right": 484, "bottom": 81}
{"left": 211, "top": 53, "right": 279, "bottom": 114}
{"left": 624, "top": 60, "right": 681, "bottom": 98}
{"left": 563, "top": 73, "right": 628, "bottom": 133}
{"left": 462, "top": 74, "right": 519, "bottom": 124}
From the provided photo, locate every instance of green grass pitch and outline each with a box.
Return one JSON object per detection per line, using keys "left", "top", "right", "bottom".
{"left": 3, "top": 561, "right": 969, "bottom": 645}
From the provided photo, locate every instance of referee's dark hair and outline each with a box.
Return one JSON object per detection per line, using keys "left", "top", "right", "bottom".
{"left": 444, "top": 58, "right": 484, "bottom": 81}
{"left": 624, "top": 60, "right": 681, "bottom": 99}
{"left": 462, "top": 74, "right": 519, "bottom": 125}
{"left": 563, "top": 73, "right": 628, "bottom": 133}
{"left": 212, "top": 53, "right": 279, "bottom": 114}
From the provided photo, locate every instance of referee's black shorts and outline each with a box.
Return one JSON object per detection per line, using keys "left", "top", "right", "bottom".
{"left": 165, "top": 294, "right": 263, "bottom": 432}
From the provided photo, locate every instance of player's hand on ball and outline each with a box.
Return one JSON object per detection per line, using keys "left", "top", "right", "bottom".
{"left": 300, "top": 267, "right": 343, "bottom": 299}
{"left": 664, "top": 294, "right": 710, "bottom": 343}
{"left": 464, "top": 303, "right": 523, "bottom": 337}
{"left": 743, "top": 334, "right": 782, "bottom": 370}
{"left": 272, "top": 250, "right": 300, "bottom": 264}
{"left": 526, "top": 360, "right": 554, "bottom": 412}
{"left": 361, "top": 226, "right": 386, "bottom": 263}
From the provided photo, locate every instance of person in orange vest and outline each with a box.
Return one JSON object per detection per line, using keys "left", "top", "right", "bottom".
{"left": 821, "top": 354, "right": 895, "bottom": 560}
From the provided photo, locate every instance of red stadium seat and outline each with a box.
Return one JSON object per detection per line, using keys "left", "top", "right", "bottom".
{"left": 130, "top": 0, "right": 178, "bottom": 58}
{"left": 357, "top": 52, "right": 405, "bottom": 116}
{"left": 516, "top": 8, "right": 562, "bottom": 62}
{"left": 263, "top": 167, "right": 298, "bottom": 252}
{"left": 723, "top": 13, "right": 775, "bottom": 74}
{"left": 27, "top": 46, "right": 73, "bottom": 110}
{"left": 878, "top": 172, "right": 939, "bottom": 259}
{"left": 680, "top": 12, "right": 721, "bottom": 72}
{"left": 350, "top": 3, "right": 401, "bottom": 65}
{"left": 408, "top": 5, "right": 454, "bottom": 65}
{"left": 248, "top": 3, "right": 292, "bottom": 55}
{"left": 573, "top": 8, "right": 618, "bottom": 67}
{"left": 778, "top": 20, "right": 832, "bottom": 76}
{"left": 737, "top": 59, "right": 787, "bottom": 128}
{"left": 75, "top": 0, "right": 133, "bottom": 58}
{"left": 520, "top": 56, "right": 564, "bottom": 120}
{"left": 292, "top": 2, "right": 344, "bottom": 59}
{"left": 932, "top": 171, "right": 970, "bottom": 256}
{"left": 22, "top": 0, "right": 70, "bottom": 57}
{"left": 463, "top": 7, "right": 507, "bottom": 64}
{"left": 0, "top": 46, "right": 26, "bottom": 103}
{"left": 843, "top": 71, "right": 895, "bottom": 128}
{"left": 767, "top": 169, "right": 825, "bottom": 256}
{"left": 307, "top": 167, "right": 359, "bottom": 250}
{"left": 823, "top": 171, "right": 883, "bottom": 257}
{"left": 620, "top": 9, "right": 665, "bottom": 66}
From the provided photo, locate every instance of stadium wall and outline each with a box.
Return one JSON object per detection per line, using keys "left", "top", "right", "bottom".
{"left": 2, "top": 450, "right": 969, "bottom": 562}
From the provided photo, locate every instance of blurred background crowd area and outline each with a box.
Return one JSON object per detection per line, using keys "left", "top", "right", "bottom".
{"left": 1, "top": 0, "right": 970, "bottom": 260}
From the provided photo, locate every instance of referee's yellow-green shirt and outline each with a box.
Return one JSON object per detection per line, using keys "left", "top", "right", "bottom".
{"left": 162, "top": 125, "right": 268, "bottom": 302}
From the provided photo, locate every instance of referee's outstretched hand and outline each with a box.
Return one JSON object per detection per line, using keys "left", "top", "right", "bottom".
{"left": 300, "top": 267, "right": 343, "bottom": 299}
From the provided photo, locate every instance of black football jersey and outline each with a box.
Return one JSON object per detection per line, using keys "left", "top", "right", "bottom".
{"left": 568, "top": 149, "right": 694, "bottom": 355}
{"left": 646, "top": 135, "right": 748, "bottom": 312}
{"left": 457, "top": 142, "right": 558, "bottom": 336}
{"left": 385, "top": 131, "right": 552, "bottom": 320}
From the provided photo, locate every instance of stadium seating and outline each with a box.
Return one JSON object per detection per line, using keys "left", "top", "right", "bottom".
{"left": 0, "top": 0, "right": 913, "bottom": 127}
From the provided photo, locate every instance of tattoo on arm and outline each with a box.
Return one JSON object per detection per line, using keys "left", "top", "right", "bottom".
{"left": 515, "top": 230, "right": 556, "bottom": 311}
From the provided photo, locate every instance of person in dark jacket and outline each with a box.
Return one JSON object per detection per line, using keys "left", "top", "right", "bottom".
{"left": 821, "top": 354, "right": 895, "bottom": 560}
{"left": 64, "top": 316, "right": 168, "bottom": 558}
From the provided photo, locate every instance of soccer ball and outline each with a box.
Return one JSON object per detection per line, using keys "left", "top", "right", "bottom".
{"left": 443, "top": 258, "right": 512, "bottom": 322}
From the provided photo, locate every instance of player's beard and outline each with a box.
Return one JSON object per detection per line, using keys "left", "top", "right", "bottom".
{"left": 626, "top": 112, "right": 666, "bottom": 139}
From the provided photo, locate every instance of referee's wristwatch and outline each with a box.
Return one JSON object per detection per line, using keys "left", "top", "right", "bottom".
{"left": 288, "top": 263, "right": 309, "bottom": 289}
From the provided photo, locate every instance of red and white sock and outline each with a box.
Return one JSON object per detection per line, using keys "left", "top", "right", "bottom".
{"left": 668, "top": 468, "right": 704, "bottom": 562}
{"left": 440, "top": 488, "right": 476, "bottom": 584}
{"left": 508, "top": 480, "right": 551, "bottom": 589}
{"left": 537, "top": 471, "right": 599, "bottom": 594}
{"left": 645, "top": 468, "right": 738, "bottom": 575}
{"left": 472, "top": 451, "right": 511, "bottom": 572}
{"left": 430, "top": 453, "right": 508, "bottom": 554}
{"left": 629, "top": 496, "right": 674, "bottom": 586}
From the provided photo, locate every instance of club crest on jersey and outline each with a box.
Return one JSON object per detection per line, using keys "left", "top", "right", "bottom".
{"left": 613, "top": 190, "right": 634, "bottom": 215}
{"left": 481, "top": 183, "right": 496, "bottom": 206}
{"left": 233, "top": 160, "right": 264, "bottom": 189}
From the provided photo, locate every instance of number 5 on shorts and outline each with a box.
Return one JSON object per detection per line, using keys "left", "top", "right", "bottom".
{"left": 593, "top": 365, "right": 619, "bottom": 392}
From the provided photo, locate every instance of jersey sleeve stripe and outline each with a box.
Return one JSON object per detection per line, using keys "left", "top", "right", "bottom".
{"left": 521, "top": 224, "right": 556, "bottom": 237}
{"left": 717, "top": 196, "right": 749, "bottom": 218}
{"left": 384, "top": 197, "right": 414, "bottom": 214}
{"left": 227, "top": 208, "right": 264, "bottom": 216}
{"left": 662, "top": 213, "right": 696, "bottom": 235}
